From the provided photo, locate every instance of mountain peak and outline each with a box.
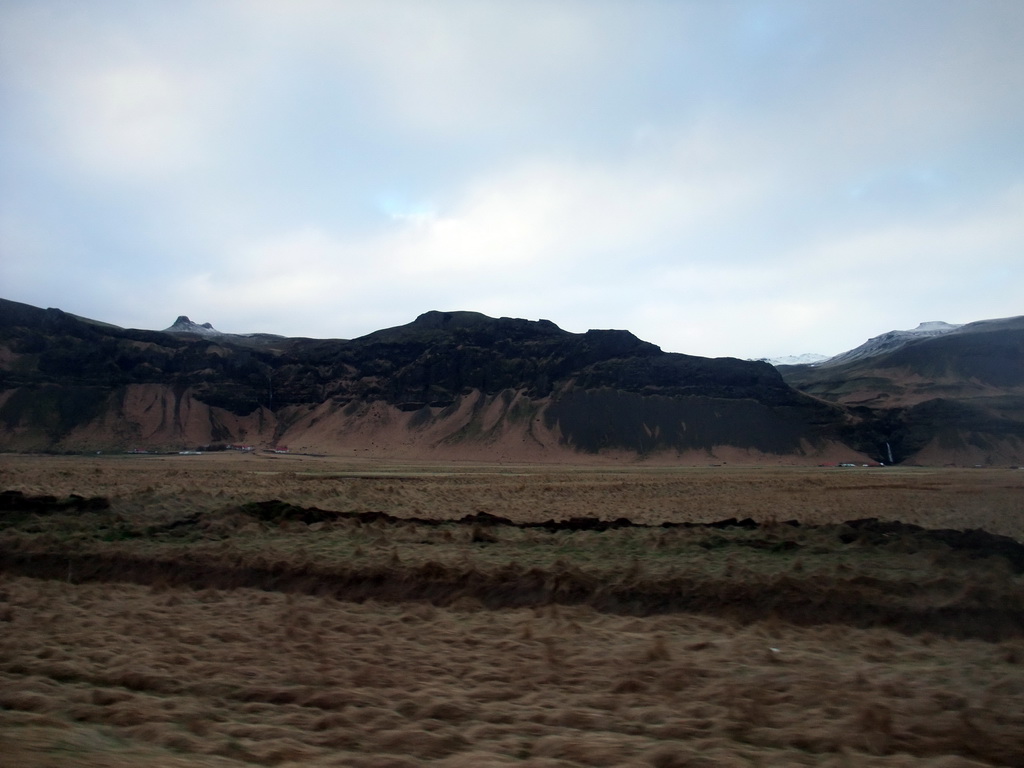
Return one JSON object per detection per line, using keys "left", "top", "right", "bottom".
{"left": 163, "top": 316, "right": 221, "bottom": 335}
{"left": 910, "top": 321, "right": 960, "bottom": 334}
{"left": 758, "top": 352, "right": 829, "bottom": 367}
{"left": 812, "top": 320, "right": 962, "bottom": 368}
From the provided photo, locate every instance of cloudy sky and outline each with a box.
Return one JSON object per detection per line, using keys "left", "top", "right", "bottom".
{"left": 1, "top": 1, "right": 1022, "bottom": 359}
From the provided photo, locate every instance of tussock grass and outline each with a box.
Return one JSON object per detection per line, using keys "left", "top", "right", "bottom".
{"left": 3, "top": 514, "right": 1020, "bottom": 639}
{"left": 3, "top": 458, "right": 1024, "bottom": 765}
{"left": 2, "top": 576, "right": 1013, "bottom": 765}
{"left": 3, "top": 455, "right": 1024, "bottom": 537}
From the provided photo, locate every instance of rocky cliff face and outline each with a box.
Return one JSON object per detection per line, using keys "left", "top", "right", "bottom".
{"left": 0, "top": 300, "right": 861, "bottom": 461}
{"left": 5, "top": 298, "right": 1021, "bottom": 464}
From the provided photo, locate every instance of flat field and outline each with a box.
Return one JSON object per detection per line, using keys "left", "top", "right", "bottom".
{"left": 1, "top": 453, "right": 1023, "bottom": 767}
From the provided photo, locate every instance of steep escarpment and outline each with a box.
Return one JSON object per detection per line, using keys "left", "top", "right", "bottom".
{"left": 0, "top": 299, "right": 858, "bottom": 461}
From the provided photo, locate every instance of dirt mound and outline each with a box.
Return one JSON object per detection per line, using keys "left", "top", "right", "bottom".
{"left": 1, "top": 549, "right": 1021, "bottom": 641}
{"left": 840, "top": 517, "right": 1024, "bottom": 572}
{"left": 0, "top": 490, "right": 109, "bottom": 522}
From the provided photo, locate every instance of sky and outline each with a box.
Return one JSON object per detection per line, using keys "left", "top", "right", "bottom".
{"left": 1, "top": 1, "right": 1022, "bottom": 360}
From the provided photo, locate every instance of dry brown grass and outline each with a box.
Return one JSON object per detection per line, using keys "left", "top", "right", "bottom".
{"left": 2, "top": 576, "right": 1022, "bottom": 766}
{"left": 2, "top": 454, "right": 1024, "bottom": 766}
{"left": 1, "top": 453, "right": 1022, "bottom": 538}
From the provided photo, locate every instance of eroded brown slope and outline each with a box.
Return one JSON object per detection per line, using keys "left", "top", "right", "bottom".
{"left": 0, "top": 299, "right": 857, "bottom": 461}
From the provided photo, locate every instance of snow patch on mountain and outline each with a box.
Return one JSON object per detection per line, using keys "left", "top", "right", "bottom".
{"left": 759, "top": 321, "right": 964, "bottom": 369}
{"left": 162, "top": 316, "right": 224, "bottom": 336}
{"left": 815, "top": 321, "right": 962, "bottom": 367}
{"left": 159, "top": 316, "right": 289, "bottom": 346}
{"left": 912, "top": 321, "right": 961, "bottom": 334}
{"left": 757, "top": 353, "right": 830, "bottom": 367}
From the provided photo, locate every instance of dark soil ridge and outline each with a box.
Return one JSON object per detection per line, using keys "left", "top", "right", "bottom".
{"left": 4, "top": 491, "right": 1023, "bottom": 639}
{"left": 232, "top": 499, "right": 770, "bottom": 532}
{"left": 232, "top": 500, "right": 1024, "bottom": 572}
{"left": 1, "top": 549, "right": 1022, "bottom": 641}
{"left": 0, "top": 489, "right": 109, "bottom": 519}
{"left": 4, "top": 490, "right": 1023, "bottom": 570}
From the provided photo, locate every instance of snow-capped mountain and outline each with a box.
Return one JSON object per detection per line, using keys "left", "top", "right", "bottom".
{"left": 160, "top": 316, "right": 288, "bottom": 347}
{"left": 757, "top": 352, "right": 830, "bottom": 367}
{"left": 816, "top": 321, "right": 962, "bottom": 368}
{"left": 761, "top": 322, "right": 963, "bottom": 369}
{"left": 162, "top": 316, "right": 225, "bottom": 336}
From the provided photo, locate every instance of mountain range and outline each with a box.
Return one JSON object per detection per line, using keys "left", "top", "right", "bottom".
{"left": 757, "top": 321, "right": 962, "bottom": 367}
{"left": 1, "top": 297, "right": 1022, "bottom": 465}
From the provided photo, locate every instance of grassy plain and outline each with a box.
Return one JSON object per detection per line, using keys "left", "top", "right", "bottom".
{"left": 1, "top": 453, "right": 1023, "bottom": 767}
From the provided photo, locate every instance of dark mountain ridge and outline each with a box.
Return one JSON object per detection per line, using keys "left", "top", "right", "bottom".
{"left": 1, "top": 299, "right": 856, "bottom": 461}
{"left": 808, "top": 321, "right": 961, "bottom": 368}
{"left": 2, "top": 297, "right": 1022, "bottom": 464}
{"left": 779, "top": 316, "right": 1024, "bottom": 465}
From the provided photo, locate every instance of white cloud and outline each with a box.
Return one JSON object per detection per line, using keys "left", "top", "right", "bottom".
{"left": 232, "top": 1, "right": 611, "bottom": 137}
{"left": 59, "top": 66, "right": 214, "bottom": 179}
{"left": 381, "top": 148, "right": 765, "bottom": 279}
{"left": 0, "top": 4, "right": 244, "bottom": 186}
{"left": 796, "top": 184, "right": 1024, "bottom": 279}
{"left": 1, "top": 1, "right": 1022, "bottom": 359}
